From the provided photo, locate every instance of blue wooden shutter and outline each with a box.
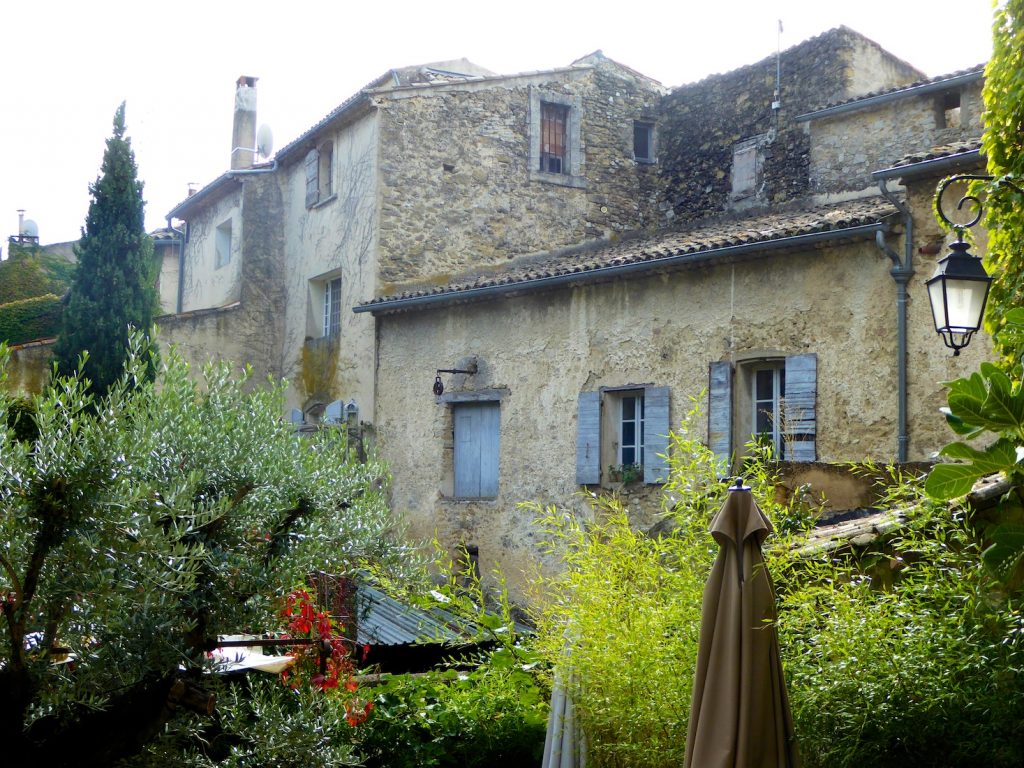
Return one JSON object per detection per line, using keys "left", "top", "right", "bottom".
{"left": 643, "top": 386, "right": 671, "bottom": 484}
{"left": 454, "top": 402, "right": 500, "bottom": 497}
{"left": 576, "top": 391, "right": 601, "bottom": 485}
{"left": 478, "top": 402, "right": 500, "bottom": 497}
{"left": 304, "top": 149, "right": 319, "bottom": 207}
{"left": 708, "top": 361, "right": 733, "bottom": 469}
{"left": 784, "top": 353, "right": 817, "bottom": 461}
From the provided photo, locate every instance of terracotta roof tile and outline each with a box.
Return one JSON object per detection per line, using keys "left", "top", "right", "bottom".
{"left": 360, "top": 197, "right": 898, "bottom": 312}
{"left": 813, "top": 64, "right": 984, "bottom": 112}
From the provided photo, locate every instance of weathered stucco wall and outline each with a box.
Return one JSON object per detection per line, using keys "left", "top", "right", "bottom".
{"left": 376, "top": 59, "right": 664, "bottom": 286}
{"left": 372, "top": 231, "right": 985, "bottom": 601}
{"left": 809, "top": 79, "right": 984, "bottom": 196}
{"left": 163, "top": 173, "right": 287, "bottom": 385}
{"left": 1, "top": 339, "right": 53, "bottom": 394}
{"left": 180, "top": 190, "right": 243, "bottom": 311}
{"left": 658, "top": 27, "right": 921, "bottom": 221}
{"left": 277, "top": 112, "right": 380, "bottom": 416}
{"left": 154, "top": 242, "right": 180, "bottom": 314}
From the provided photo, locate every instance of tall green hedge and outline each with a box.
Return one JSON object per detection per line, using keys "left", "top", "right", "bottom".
{"left": 0, "top": 294, "right": 62, "bottom": 344}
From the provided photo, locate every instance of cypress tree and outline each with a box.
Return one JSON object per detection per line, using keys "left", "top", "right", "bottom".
{"left": 54, "top": 102, "right": 158, "bottom": 394}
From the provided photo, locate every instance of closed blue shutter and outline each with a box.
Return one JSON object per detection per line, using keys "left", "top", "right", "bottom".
{"left": 708, "top": 361, "right": 733, "bottom": 469}
{"left": 784, "top": 353, "right": 817, "bottom": 461}
{"left": 454, "top": 402, "right": 500, "bottom": 497}
{"left": 643, "top": 386, "right": 671, "bottom": 484}
{"left": 576, "top": 391, "right": 601, "bottom": 485}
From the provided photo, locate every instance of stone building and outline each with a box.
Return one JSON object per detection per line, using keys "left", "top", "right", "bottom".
{"left": 352, "top": 32, "right": 989, "bottom": 599}
{"left": 6, "top": 27, "right": 985, "bottom": 600}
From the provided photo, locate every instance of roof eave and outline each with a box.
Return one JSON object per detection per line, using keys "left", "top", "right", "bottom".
{"left": 872, "top": 149, "right": 983, "bottom": 181}
{"left": 796, "top": 69, "right": 985, "bottom": 123}
{"left": 355, "top": 220, "right": 891, "bottom": 316}
{"left": 166, "top": 173, "right": 242, "bottom": 220}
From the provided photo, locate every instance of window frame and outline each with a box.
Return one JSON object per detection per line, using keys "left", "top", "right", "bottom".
{"left": 633, "top": 120, "right": 656, "bottom": 164}
{"left": 751, "top": 362, "right": 785, "bottom": 459}
{"left": 730, "top": 134, "right": 766, "bottom": 201}
{"left": 214, "top": 219, "right": 232, "bottom": 270}
{"left": 322, "top": 276, "right": 342, "bottom": 338}
{"left": 528, "top": 87, "right": 585, "bottom": 188}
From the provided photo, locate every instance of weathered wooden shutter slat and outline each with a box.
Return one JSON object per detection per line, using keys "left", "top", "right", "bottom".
{"left": 453, "top": 408, "right": 479, "bottom": 497}
{"left": 479, "top": 403, "right": 500, "bottom": 497}
{"left": 708, "top": 361, "right": 733, "bottom": 469}
{"left": 304, "top": 149, "right": 319, "bottom": 207}
{"left": 576, "top": 391, "right": 601, "bottom": 485}
{"left": 644, "top": 386, "right": 671, "bottom": 485}
{"left": 784, "top": 353, "right": 817, "bottom": 461}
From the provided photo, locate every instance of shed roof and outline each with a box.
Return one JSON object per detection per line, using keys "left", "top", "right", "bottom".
{"left": 357, "top": 196, "right": 899, "bottom": 315}
{"left": 873, "top": 138, "right": 984, "bottom": 180}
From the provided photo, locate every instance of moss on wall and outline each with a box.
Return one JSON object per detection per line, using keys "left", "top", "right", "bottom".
{"left": 0, "top": 294, "right": 62, "bottom": 344}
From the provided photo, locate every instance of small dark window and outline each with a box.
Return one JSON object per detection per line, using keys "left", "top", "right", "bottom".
{"left": 633, "top": 121, "right": 654, "bottom": 162}
{"left": 941, "top": 91, "right": 962, "bottom": 129}
{"left": 540, "top": 102, "right": 569, "bottom": 174}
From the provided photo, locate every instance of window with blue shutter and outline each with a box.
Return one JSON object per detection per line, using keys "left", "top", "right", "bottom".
{"left": 304, "top": 149, "right": 319, "bottom": 207}
{"left": 708, "top": 353, "right": 817, "bottom": 464}
{"left": 575, "top": 386, "right": 671, "bottom": 486}
{"left": 453, "top": 401, "right": 500, "bottom": 498}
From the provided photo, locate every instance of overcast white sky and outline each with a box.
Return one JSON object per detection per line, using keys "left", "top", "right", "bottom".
{"left": 0, "top": 0, "right": 995, "bottom": 248}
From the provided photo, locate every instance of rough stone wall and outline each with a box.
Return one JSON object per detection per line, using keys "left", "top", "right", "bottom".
{"left": 809, "top": 79, "right": 985, "bottom": 196}
{"left": 658, "top": 27, "right": 922, "bottom": 222}
{"left": 372, "top": 233, "right": 985, "bottom": 602}
{"left": 375, "top": 60, "right": 664, "bottom": 286}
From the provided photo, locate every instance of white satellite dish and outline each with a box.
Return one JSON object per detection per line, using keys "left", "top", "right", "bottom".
{"left": 256, "top": 124, "right": 274, "bottom": 159}
{"left": 21, "top": 220, "right": 38, "bottom": 238}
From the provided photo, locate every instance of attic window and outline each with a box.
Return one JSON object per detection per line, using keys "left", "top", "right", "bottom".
{"left": 940, "top": 91, "right": 962, "bottom": 129}
{"left": 633, "top": 121, "right": 655, "bottom": 163}
{"left": 528, "top": 87, "right": 584, "bottom": 188}
{"left": 540, "top": 102, "right": 569, "bottom": 174}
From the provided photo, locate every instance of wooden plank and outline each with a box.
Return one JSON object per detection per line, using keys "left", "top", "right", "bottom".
{"left": 644, "top": 386, "right": 671, "bottom": 484}
{"left": 576, "top": 391, "right": 601, "bottom": 485}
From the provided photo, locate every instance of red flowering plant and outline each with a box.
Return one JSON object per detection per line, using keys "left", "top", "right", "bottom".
{"left": 277, "top": 587, "right": 373, "bottom": 725}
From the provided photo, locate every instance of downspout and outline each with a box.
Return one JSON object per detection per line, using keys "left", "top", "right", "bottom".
{"left": 166, "top": 216, "right": 186, "bottom": 315}
{"left": 876, "top": 178, "right": 913, "bottom": 463}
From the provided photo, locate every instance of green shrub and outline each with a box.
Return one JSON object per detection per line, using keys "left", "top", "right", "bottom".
{"left": 355, "top": 650, "right": 548, "bottom": 768}
{"left": 0, "top": 293, "right": 62, "bottom": 344}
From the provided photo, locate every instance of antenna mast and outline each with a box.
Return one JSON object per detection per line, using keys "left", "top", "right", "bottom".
{"left": 771, "top": 19, "right": 783, "bottom": 138}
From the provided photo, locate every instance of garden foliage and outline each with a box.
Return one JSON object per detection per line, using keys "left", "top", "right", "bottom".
{"left": 529, "top": 403, "right": 1024, "bottom": 767}
{"left": 0, "top": 335, "right": 411, "bottom": 766}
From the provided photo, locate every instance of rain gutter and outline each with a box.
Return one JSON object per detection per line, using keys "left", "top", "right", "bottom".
{"left": 795, "top": 70, "right": 984, "bottom": 123}
{"left": 166, "top": 216, "right": 186, "bottom": 315}
{"left": 355, "top": 221, "right": 889, "bottom": 315}
{"left": 871, "top": 147, "right": 983, "bottom": 463}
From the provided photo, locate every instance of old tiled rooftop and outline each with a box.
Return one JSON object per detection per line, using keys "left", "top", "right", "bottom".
{"left": 360, "top": 196, "right": 899, "bottom": 312}
{"left": 890, "top": 138, "right": 983, "bottom": 169}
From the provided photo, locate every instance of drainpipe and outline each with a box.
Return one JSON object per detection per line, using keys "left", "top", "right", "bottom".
{"left": 167, "top": 216, "right": 186, "bottom": 315}
{"left": 876, "top": 178, "right": 913, "bottom": 463}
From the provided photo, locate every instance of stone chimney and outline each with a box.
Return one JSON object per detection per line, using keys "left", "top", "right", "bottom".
{"left": 231, "top": 76, "right": 258, "bottom": 170}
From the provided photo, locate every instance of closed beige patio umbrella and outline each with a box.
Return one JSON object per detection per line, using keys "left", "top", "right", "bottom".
{"left": 684, "top": 482, "right": 799, "bottom": 768}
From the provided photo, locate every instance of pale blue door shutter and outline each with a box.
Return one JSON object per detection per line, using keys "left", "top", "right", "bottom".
{"left": 576, "top": 391, "right": 601, "bottom": 485}
{"left": 784, "top": 353, "right": 817, "bottom": 461}
{"left": 453, "top": 402, "right": 500, "bottom": 497}
{"left": 644, "top": 386, "right": 671, "bottom": 484}
{"left": 708, "top": 361, "right": 733, "bottom": 469}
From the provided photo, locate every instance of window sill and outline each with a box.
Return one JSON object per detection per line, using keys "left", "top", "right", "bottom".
{"left": 529, "top": 170, "right": 586, "bottom": 189}
{"left": 307, "top": 193, "right": 337, "bottom": 210}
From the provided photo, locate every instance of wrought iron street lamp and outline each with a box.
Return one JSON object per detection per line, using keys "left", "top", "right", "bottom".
{"left": 929, "top": 174, "right": 995, "bottom": 355}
